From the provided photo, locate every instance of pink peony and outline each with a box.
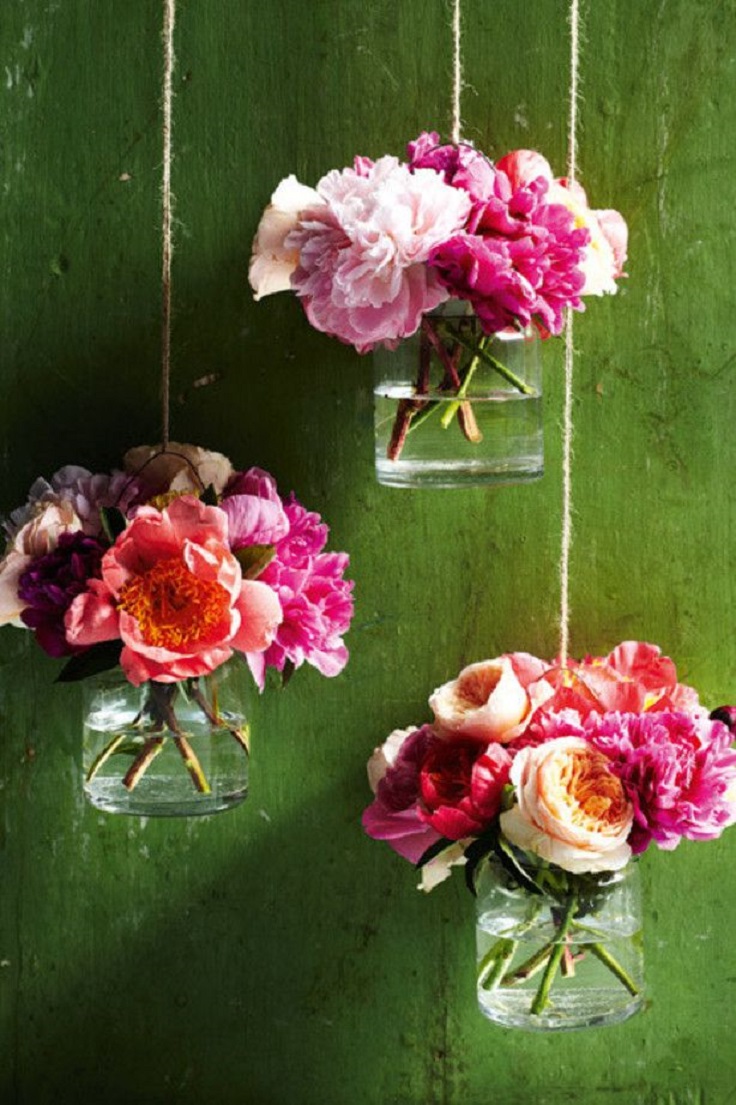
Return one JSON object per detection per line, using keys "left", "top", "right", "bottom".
{"left": 64, "top": 496, "right": 282, "bottom": 685}
{"left": 429, "top": 198, "right": 589, "bottom": 335}
{"left": 362, "top": 723, "right": 512, "bottom": 861}
{"left": 587, "top": 711, "right": 736, "bottom": 854}
{"left": 250, "top": 551, "right": 354, "bottom": 687}
{"left": 407, "top": 131, "right": 497, "bottom": 202}
{"left": 497, "top": 149, "right": 628, "bottom": 296}
{"left": 363, "top": 727, "right": 442, "bottom": 864}
{"left": 220, "top": 467, "right": 290, "bottom": 549}
{"left": 417, "top": 738, "right": 512, "bottom": 839}
{"left": 287, "top": 156, "right": 472, "bottom": 352}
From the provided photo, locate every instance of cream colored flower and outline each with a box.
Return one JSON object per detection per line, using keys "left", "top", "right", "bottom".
{"left": 0, "top": 501, "right": 83, "bottom": 626}
{"left": 429, "top": 657, "right": 529, "bottom": 743}
{"left": 366, "top": 726, "right": 417, "bottom": 794}
{"left": 123, "top": 443, "right": 234, "bottom": 498}
{"left": 546, "top": 179, "right": 623, "bottom": 297}
{"left": 248, "top": 175, "right": 323, "bottom": 300}
{"left": 500, "top": 736, "right": 633, "bottom": 874}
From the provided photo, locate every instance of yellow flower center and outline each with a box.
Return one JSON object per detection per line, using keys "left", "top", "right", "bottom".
{"left": 557, "top": 749, "right": 629, "bottom": 833}
{"left": 118, "top": 557, "right": 230, "bottom": 650}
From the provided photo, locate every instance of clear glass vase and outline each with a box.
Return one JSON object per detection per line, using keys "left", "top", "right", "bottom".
{"left": 373, "top": 302, "right": 543, "bottom": 489}
{"left": 475, "top": 857, "right": 644, "bottom": 1031}
{"left": 82, "top": 659, "right": 252, "bottom": 817}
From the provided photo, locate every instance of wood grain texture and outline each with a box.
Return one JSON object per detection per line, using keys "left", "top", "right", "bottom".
{"left": 2, "top": 1, "right": 736, "bottom": 1102}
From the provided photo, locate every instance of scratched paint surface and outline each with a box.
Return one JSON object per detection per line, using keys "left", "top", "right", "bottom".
{"left": 2, "top": 2, "right": 736, "bottom": 1103}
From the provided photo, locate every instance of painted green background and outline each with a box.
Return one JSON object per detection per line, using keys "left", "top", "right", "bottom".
{"left": 2, "top": 1, "right": 736, "bottom": 1102}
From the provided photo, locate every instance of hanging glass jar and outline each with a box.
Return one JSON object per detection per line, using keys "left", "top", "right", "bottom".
{"left": 82, "top": 658, "right": 252, "bottom": 817}
{"left": 373, "top": 302, "right": 543, "bottom": 489}
{"left": 474, "top": 856, "right": 644, "bottom": 1031}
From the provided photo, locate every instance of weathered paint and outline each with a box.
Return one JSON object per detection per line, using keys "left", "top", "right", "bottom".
{"left": 2, "top": 2, "right": 736, "bottom": 1102}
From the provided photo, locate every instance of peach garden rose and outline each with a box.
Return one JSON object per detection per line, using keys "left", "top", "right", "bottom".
{"left": 499, "top": 736, "right": 634, "bottom": 874}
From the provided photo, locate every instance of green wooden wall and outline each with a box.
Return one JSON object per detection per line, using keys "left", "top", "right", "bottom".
{"left": 2, "top": 1, "right": 735, "bottom": 1102}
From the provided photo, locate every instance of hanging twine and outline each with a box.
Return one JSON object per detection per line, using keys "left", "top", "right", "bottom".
{"left": 558, "top": 0, "right": 581, "bottom": 668}
{"left": 451, "top": 0, "right": 462, "bottom": 144}
{"left": 160, "top": 0, "right": 176, "bottom": 450}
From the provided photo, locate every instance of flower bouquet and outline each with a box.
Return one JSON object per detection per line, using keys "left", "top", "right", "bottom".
{"left": 0, "top": 443, "right": 354, "bottom": 816}
{"left": 363, "top": 642, "right": 736, "bottom": 1030}
{"left": 250, "top": 132, "right": 627, "bottom": 487}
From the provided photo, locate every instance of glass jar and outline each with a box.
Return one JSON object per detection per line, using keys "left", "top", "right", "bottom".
{"left": 475, "top": 856, "right": 644, "bottom": 1031}
{"left": 82, "top": 659, "right": 252, "bottom": 817}
{"left": 373, "top": 302, "right": 543, "bottom": 489}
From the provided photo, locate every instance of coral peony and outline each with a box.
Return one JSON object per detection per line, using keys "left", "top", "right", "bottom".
{"left": 64, "top": 496, "right": 282, "bottom": 685}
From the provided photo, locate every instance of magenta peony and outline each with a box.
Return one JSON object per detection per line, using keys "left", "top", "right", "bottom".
{"left": 587, "top": 710, "right": 736, "bottom": 854}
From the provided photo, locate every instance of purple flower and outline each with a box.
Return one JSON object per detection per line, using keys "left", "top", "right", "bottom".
{"left": 17, "top": 532, "right": 106, "bottom": 657}
{"left": 587, "top": 711, "right": 736, "bottom": 854}
{"left": 7, "top": 466, "right": 140, "bottom": 541}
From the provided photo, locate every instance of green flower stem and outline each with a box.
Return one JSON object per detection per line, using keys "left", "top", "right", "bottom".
{"left": 438, "top": 326, "right": 536, "bottom": 396}
{"left": 588, "top": 942, "right": 640, "bottom": 996}
{"left": 502, "top": 940, "right": 555, "bottom": 986}
{"left": 530, "top": 893, "right": 578, "bottom": 1015}
{"left": 123, "top": 736, "right": 165, "bottom": 791}
{"left": 173, "top": 735, "right": 211, "bottom": 794}
{"left": 85, "top": 732, "right": 127, "bottom": 785}
{"left": 438, "top": 336, "right": 488, "bottom": 430}
{"left": 189, "top": 680, "right": 251, "bottom": 755}
{"left": 478, "top": 938, "right": 517, "bottom": 991}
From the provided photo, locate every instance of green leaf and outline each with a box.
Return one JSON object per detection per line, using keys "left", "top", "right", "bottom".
{"left": 463, "top": 828, "right": 499, "bottom": 896}
{"left": 200, "top": 484, "right": 219, "bottom": 507}
{"left": 234, "top": 544, "right": 276, "bottom": 580}
{"left": 281, "top": 659, "right": 296, "bottom": 688}
{"left": 56, "top": 640, "right": 123, "bottom": 683}
{"left": 99, "top": 506, "right": 127, "bottom": 544}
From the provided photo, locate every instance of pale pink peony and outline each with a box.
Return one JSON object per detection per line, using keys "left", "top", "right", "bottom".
{"left": 287, "top": 156, "right": 472, "bottom": 352}
{"left": 500, "top": 734, "right": 634, "bottom": 873}
{"left": 587, "top": 711, "right": 736, "bottom": 854}
{"left": 64, "top": 496, "right": 282, "bottom": 685}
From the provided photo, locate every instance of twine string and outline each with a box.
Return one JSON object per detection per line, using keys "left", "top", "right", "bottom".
{"left": 451, "top": 0, "right": 462, "bottom": 144}
{"left": 559, "top": 0, "right": 581, "bottom": 669}
{"left": 161, "top": 0, "right": 176, "bottom": 451}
